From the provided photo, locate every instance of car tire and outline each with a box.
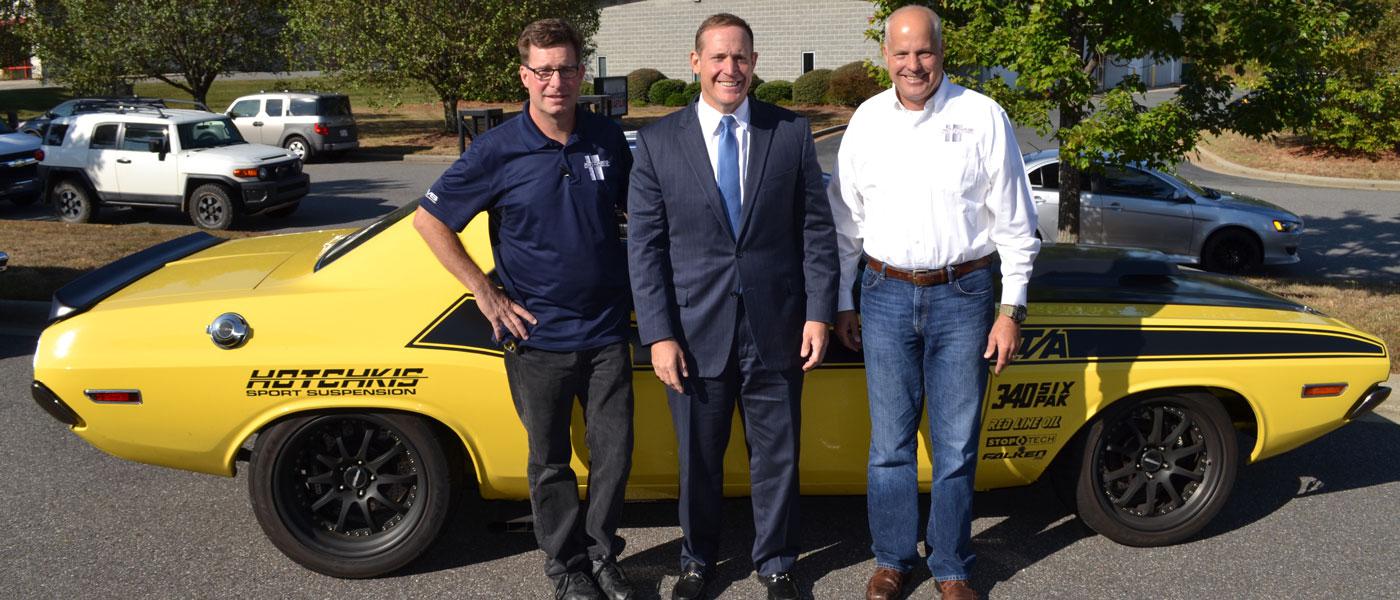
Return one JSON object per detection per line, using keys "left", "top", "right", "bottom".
{"left": 248, "top": 412, "right": 453, "bottom": 578}
{"left": 52, "top": 180, "right": 97, "bottom": 223}
{"left": 1068, "top": 392, "right": 1239, "bottom": 547}
{"left": 189, "top": 183, "right": 241, "bottom": 230}
{"left": 1200, "top": 229, "right": 1262, "bottom": 274}
{"left": 284, "top": 135, "right": 315, "bottom": 162}
{"left": 265, "top": 202, "right": 299, "bottom": 218}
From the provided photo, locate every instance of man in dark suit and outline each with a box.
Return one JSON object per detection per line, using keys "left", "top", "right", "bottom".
{"left": 627, "top": 13, "right": 838, "bottom": 600}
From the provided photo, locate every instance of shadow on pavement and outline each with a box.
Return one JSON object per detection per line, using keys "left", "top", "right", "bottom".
{"left": 1259, "top": 209, "right": 1400, "bottom": 282}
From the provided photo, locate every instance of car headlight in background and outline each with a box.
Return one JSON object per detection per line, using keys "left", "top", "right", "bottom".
{"left": 1272, "top": 219, "right": 1301, "bottom": 233}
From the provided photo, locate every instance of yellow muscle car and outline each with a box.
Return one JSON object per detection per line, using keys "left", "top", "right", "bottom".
{"left": 30, "top": 202, "right": 1392, "bottom": 578}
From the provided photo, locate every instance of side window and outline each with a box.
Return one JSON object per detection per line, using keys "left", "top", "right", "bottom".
{"left": 90, "top": 124, "right": 119, "bottom": 149}
{"left": 229, "top": 99, "right": 261, "bottom": 118}
{"left": 121, "top": 123, "right": 169, "bottom": 151}
{"left": 265, "top": 98, "right": 284, "bottom": 117}
{"left": 44, "top": 123, "right": 71, "bottom": 146}
{"left": 1098, "top": 167, "right": 1177, "bottom": 200}
{"left": 1029, "top": 164, "right": 1059, "bottom": 189}
{"left": 288, "top": 98, "right": 318, "bottom": 116}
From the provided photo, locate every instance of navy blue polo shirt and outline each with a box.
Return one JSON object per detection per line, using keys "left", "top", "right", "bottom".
{"left": 420, "top": 104, "right": 632, "bottom": 352}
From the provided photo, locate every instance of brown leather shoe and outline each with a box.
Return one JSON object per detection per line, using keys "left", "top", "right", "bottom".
{"left": 937, "top": 579, "right": 978, "bottom": 600}
{"left": 865, "top": 567, "right": 905, "bottom": 600}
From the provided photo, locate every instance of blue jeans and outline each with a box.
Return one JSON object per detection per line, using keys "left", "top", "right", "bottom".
{"left": 860, "top": 263, "right": 994, "bottom": 581}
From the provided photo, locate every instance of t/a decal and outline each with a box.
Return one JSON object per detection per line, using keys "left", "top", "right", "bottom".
{"left": 990, "top": 381, "right": 1074, "bottom": 410}
{"left": 1017, "top": 328, "right": 1070, "bottom": 360}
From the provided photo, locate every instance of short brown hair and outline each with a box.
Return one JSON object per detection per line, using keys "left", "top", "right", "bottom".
{"left": 694, "top": 13, "right": 754, "bottom": 52}
{"left": 517, "top": 18, "right": 583, "bottom": 63}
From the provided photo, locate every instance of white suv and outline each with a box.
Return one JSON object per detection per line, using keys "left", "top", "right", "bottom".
{"left": 225, "top": 92, "right": 358, "bottom": 162}
{"left": 38, "top": 107, "right": 310, "bottom": 230}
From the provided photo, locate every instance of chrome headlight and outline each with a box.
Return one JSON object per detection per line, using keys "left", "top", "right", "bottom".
{"left": 257, "top": 167, "right": 269, "bottom": 180}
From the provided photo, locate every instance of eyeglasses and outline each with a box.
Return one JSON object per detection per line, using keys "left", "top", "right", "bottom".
{"left": 523, "top": 64, "right": 583, "bottom": 81}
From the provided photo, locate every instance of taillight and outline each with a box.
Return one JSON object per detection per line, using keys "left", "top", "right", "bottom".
{"left": 85, "top": 389, "right": 142, "bottom": 404}
{"left": 34, "top": 149, "right": 44, "bottom": 161}
{"left": 313, "top": 123, "right": 329, "bottom": 136}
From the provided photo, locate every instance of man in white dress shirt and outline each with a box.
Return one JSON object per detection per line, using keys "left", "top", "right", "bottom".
{"left": 826, "top": 6, "right": 1039, "bottom": 600}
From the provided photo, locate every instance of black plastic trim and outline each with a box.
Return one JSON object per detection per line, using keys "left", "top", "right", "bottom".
{"left": 49, "top": 232, "right": 224, "bottom": 321}
{"left": 31, "top": 381, "right": 82, "bottom": 427}
{"left": 1345, "top": 384, "right": 1392, "bottom": 421}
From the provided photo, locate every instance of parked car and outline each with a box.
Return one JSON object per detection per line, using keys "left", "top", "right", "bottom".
{"left": 38, "top": 106, "right": 309, "bottom": 230}
{"left": 30, "top": 201, "right": 1391, "bottom": 577}
{"left": 0, "top": 119, "right": 42, "bottom": 206}
{"left": 0, "top": 249, "right": 8, "bottom": 272}
{"left": 16, "top": 97, "right": 208, "bottom": 138}
{"left": 1024, "top": 150, "right": 1304, "bottom": 274}
{"left": 224, "top": 91, "right": 359, "bottom": 162}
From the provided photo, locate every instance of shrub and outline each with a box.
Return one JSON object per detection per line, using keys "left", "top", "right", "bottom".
{"left": 649, "top": 78, "right": 687, "bottom": 106}
{"left": 1304, "top": 74, "right": 1400, "bottom": 155}
{"left": 579, "top": 80, "right": 594, "bottom": 96}
{"left": 828, "top": 61, "right": 885, "bottom": 107}
{"left": 628, "top": 68, "right": 666, "bottom": 103}
{"left": 682, "top": 81, "right": 702, "bottom": 104}
{"left": 755, "top": 80, "right": 793, "bottom": 104}
{"left": 748, "top": 75, "right": 764, "bottom": 97}
{"left": 792, "top": 68, "right": 832, "bottom": 104}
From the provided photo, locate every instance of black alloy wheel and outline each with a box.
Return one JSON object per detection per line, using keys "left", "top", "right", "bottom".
{"left": 52, "top": 180, "right": 96, "bottom": 223}
{"left": 189, "top": 183, "right": 240, "bottom": 230}
{"left": 1201, "top": 229, "right": 1262, "bottom": 274}
{"left": 249, "top": 412, "right": 453, "bottom": 578}
{"left": 1070, "top": 393, "right": 1239, "bottom": 546}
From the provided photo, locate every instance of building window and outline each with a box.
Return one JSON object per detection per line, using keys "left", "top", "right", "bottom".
{"left": 802, "top": 52, "right": 815, "bottom": 74}
{"left": 597, "top": 57, "right": 606, "bottom": 78}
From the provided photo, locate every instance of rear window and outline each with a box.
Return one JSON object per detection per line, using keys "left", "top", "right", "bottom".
{"left": 43, "top": 123, "right": 70, "bottom": 146}
{"left": 288, "top": 96, "right": 352, "bottom": 117}
{"left": 91, "top": 124, "right": 119, "bottom": 149}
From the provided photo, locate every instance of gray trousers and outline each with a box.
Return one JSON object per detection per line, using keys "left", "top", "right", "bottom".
{"left": 503, "top": 341, "right": 634, "bottom": 578}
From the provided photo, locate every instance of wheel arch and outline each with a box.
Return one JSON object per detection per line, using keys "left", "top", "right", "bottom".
{"left": 44, "top": 167, "right": 101, "bottom": 202}
{"left": 182, "top": 176, "right": 241, "bottom": 213}
{"left": 1201, "top": 225, "right": 1263, "bottom": 257}
{"left": 226, "top": 405, "right": 486, "bottom": 496}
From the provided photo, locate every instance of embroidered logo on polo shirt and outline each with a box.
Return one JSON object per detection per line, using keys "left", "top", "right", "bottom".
{"left": 943, "top": 124, "right": 973, "bottom": 142}
{"left": 584, "top": 154, "right": 609, "bottom": 181}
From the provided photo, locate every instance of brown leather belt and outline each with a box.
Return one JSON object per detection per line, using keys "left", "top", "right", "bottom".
{"left": 864, "top": 254, "right": 994, "bottom": 286}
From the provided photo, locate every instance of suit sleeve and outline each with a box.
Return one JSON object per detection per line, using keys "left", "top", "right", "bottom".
{"left": 796, "top": 121, "right": 839, "bottom": 324}
{"left": 627, "top": 131, "right": 677, "bottom": 345}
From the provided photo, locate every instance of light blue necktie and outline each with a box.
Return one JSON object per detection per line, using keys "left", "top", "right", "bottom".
{"left": 717, "top": 115, "right": 741, "bottom": 239}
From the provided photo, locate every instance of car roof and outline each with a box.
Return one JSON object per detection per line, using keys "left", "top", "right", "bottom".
{"left": 60, "top": 108, "right": 224, "bottom": 125}
{"left": 234, "top": 91, "right": 343, "bottom": 101}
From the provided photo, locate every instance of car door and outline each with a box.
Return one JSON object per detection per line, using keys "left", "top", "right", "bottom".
{"left": 1090, "top": 166, "right": 1195, "bottom": 256}
{"left": 85, "top": 123, "right": 122, "bottom": 199}
{"left": 227, "top": 98, "right": 264, "bottom": 144}
{"left": 113, "top": 123, "right": 178, "bottom": 204}
{"left": 1027, "top": 161, "right": 1096, "bottom": 243}
{"left": 260, "top": 97, "right": 286, "bottom": 146}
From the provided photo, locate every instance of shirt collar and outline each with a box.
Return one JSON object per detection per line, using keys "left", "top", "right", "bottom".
{"left": 517, "top": 101, "right": 586, "bottom": 150}
{"left": 890, "top": 73, "right": 953, "bottom": 115}
{"left": 695, "top": 96, "right": 751, "bottom": 137}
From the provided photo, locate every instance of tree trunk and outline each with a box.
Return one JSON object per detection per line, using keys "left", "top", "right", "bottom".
{"left": 441, "top": 96, "right": 460, "bottom": 132}
{"left": 1056, "top": 102, "right": 1084, "bottom": 245}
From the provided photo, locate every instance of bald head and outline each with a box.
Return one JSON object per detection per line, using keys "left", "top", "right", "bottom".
{"left": 884, "top": 5, "right": 942, "bottom": 50}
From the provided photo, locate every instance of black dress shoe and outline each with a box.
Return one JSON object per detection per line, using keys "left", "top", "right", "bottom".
{"left": 757, "top": 572, "right": 799, "bottom": 600}
{"left": 593, "top": 559, "right": 635, "bottom": 600}
{"left": 671, "top": 565, "right": 706, "bottom": 600}
{"left": 553, "top": 571, "right": 604, "bottom": 600}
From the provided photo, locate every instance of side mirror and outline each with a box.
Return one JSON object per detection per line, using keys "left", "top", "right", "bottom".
{"left": 1172, "top": 189, "right": 1191, "bottom": 202}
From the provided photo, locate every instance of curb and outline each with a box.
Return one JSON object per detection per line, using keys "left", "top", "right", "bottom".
{"left": 353, "top": 151, "right": 459, "bottom": 164}
{"left": 812, "top": 123, "right": 848, "bottom": 140}
{"left": 1189, "top": 144, "right": 1400, "bottom": 192}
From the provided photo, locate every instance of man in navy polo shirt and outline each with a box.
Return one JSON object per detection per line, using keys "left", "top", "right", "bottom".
{"left": 412, "top": 18, "right": 635, "bottom": 600}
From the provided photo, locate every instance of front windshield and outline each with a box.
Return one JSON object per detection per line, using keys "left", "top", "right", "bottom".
{"left": 1169, "top": 172, "right": 1219, "bottom": 198}
{"left": 177, "top": 118, "right": 246, "bottom": 149}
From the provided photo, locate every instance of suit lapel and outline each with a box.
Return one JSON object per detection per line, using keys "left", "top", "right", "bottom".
{"left": 676, "top": 105, "right": 737, "bottom": 241}
{"left": 738, "top": 102, "right": 774, "bottom": 243}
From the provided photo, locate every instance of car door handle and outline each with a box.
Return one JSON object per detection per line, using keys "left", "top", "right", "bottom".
{"left": 253, "top": 121, "right": 264, "bottom": 126}
{"left": 1033, "top": 195, "right": 1046, "bottom": 203}
{"left": 1107, "top": 202, "right": 1122, "bottom": 211}
{"left": 116, "top": 158, "right": 132, "bottom": 164}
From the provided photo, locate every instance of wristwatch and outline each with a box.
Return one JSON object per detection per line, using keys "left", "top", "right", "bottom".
{"left": 999, "top": 304, "right": 1027, "bottom": 323}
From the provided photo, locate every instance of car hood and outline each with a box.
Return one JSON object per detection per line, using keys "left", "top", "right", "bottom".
{"left": 0, "top": 132, "right": 41, "bottom": 155}
{"left": 1205, "top": 191, "right": 1296, "bottom": 218}
{"left": 182, "top": 142, "right": 294, "bottom": 165}
{"left": 101, "top": 231, "right": 339, "bottom": 307}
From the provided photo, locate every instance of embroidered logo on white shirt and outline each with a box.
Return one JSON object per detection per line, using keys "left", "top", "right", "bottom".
{"left": 584, "top": 154, "right": 609, "bottom": 181}
{"left": 943, "top": 124, "right": 973, "bottom": 142}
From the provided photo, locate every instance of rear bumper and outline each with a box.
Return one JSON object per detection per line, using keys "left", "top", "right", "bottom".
{"left": 0, "top": 170, "right": 40, "bottom": 199}
{"left": 240, "top": 173, "right": 309, "bottom": 210}
{"left": 319, "top": 140, "right": 358, "bottom": 151}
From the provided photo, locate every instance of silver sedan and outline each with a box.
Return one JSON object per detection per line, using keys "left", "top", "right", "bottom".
{"left": 1023, "top": 149, "right": 1303, "bottom": 274}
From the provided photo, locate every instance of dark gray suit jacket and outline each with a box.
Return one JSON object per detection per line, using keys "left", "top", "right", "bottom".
{"left": 628, "top": 100, "right": 838, "bottom": 378}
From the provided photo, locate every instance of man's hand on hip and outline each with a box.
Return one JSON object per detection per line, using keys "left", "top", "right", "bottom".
{"left": 984, "top": 315, "right": 1020, "bottom": 375}
{"left": 834, "top": 310, "right": 861, "bottom": 351}
{"left": 800, "top": 321, "right": 830, "bottom": 371}
{"left": 474, "top": 285, "right": 537, "bottom": 342}
{"left": 651, "top": 339, "right": 689, "bottom": 393}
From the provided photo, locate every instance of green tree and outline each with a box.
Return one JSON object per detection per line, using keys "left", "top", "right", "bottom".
{"left": 867, "top": 1, "right": 1374, "bottom": 243}
{"left": 286, "top": 0, "right": 600, "bottom": 130}
{"left": 26, "top": 0, "right": 284, "bottom": 104}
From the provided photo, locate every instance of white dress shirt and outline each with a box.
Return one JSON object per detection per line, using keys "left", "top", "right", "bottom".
{"left": 695, "top": 97, "right": 751, "bottom": 203}
{"left": 827, "top": 75, "right": 1040, "bottom": 311}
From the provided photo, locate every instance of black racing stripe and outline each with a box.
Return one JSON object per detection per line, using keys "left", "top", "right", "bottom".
{"left": 406, "top": 295, "right": 501, "bottom": 353}
{"left": 1015, "top": 328, "right": 1385, "bottom": 361}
